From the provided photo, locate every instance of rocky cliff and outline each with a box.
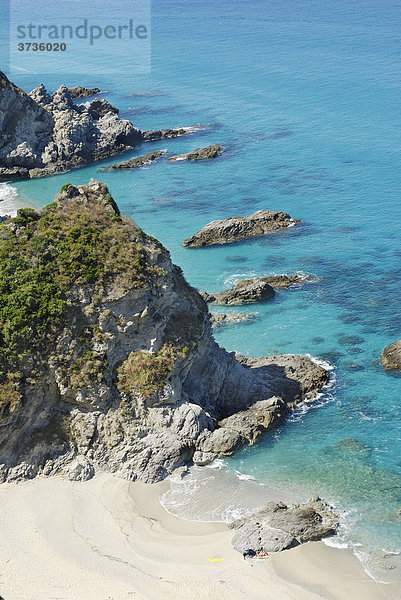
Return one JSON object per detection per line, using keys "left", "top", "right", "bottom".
{"left": 0, "top": 180, "right": 329, "bottom": 483}
{"left": 0, "top": 73, "right": 194, "bottom": 180}
{"left": 0, "top": 73, "right": 143, "bottom": 179}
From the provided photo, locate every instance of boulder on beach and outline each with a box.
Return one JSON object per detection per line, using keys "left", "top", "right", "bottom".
{"left": 231, "top": 498, "right": 339, "bottom": 553}
{"left": 381, "top": 340, "right": 401, "bottom": 370}
{"left": 183, "top": 210, "right": 296, "bottom": 247}
{"left": 167, "top": 144, "right": 222, "bottom": 162}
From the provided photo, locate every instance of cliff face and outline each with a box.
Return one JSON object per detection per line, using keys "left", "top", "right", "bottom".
{"left": 0, "top": 180, "right": 328, "bottom": 483}
{"left": 0, "top": 73, "right": 142, "bottom": 179}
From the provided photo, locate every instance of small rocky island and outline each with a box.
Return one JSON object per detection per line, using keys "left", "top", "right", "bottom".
{"left": 101, "top": 150, "right": 166, "bottom": 170}
{"left": 183, "top": 210, "right": 297, "bottom": 247}
{"left": 201, "top": 275, "right": 304, "bottom": 305}
{"left": 167, "top": 144, "right": 222, "bottom": 162}
{"left": 67, "top": 85, "right": 101, "bottom": 98}
{"left": 0, "top": 180, "right": 329, "bottom": 484}
{"left": 382, "top": 340, "right": 401, "bottom": 370}
{"left": 0, "top": 72, "right": 196, "bottom": 179}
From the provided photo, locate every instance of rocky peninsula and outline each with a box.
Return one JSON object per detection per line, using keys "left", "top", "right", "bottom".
{"left": 0, "top": 73, "right": 197, "bottom": 180}
{"left": 0, "top": 179, "right": 329, "bottom": 484}
{"left": 183, "top": 210, "right": 297, "bottom": 247}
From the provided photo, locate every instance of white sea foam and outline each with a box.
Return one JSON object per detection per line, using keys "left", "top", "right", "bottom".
{"left": 222, "top": 272, "right": 258, "bottom": 287}
{"left": 0, "top": 183, "right": 24, "bottom": 217}
{"left": 180, "top": 124, "right": 204, "bottom": 133}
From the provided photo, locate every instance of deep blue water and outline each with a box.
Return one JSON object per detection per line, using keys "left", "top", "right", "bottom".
{"left": 1, "top": 0, "right": 401, "bottom": 583}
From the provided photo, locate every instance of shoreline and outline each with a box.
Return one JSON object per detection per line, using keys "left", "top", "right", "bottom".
{"left": 0, "top": 181, "right": 30, "bottom": 217}
{"left": 0, "top": 473, "right": 398, "bottom": 600}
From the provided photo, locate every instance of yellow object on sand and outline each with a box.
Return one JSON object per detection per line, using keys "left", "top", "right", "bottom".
{"left": 206, "top": 558, "right": 224, "bottom": 562}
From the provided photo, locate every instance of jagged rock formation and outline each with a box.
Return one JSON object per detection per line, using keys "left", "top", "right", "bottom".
{"left": 183, "top": 210, "right": 297, "bottom": 247}
{"left": 202, "top": 276, "right": 305, "bottom": 306}
{"left": 0, "top": 73, "right": 197, "bottom": 180}
{"left": 231, "top": 498, "right": 338, "bottom": 553}
{"left": 0, "top": 180, "right": 329, "bottom": 484}
{"left": 382, "top": 340, "right": 401, "bottom": 370}
{"left": 68, "top": 86, "right": 101, "bottom": 98}
{"left": 101, "top": 151, "right": 165, "bottom": 170}
{"left": 77, "top": 97, "right": 119, "bottom": 120}
{"left": 0, "top": 73, "right": 141, "bottom": 179}
{"left": 167, "top": 144, "right": 222, "bottom": 162}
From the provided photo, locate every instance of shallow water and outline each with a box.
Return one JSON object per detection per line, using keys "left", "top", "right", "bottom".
{"left": 1, "top": 0, "right": 401, "bottom": 583}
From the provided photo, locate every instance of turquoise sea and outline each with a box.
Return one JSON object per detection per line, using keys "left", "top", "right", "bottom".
{"left": 1, "top": 0, "right": 401, "bottom": 584}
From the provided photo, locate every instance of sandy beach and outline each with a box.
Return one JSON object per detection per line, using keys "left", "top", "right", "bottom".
{"left": 0, "top": 473, "right": 398, "bottom": 600}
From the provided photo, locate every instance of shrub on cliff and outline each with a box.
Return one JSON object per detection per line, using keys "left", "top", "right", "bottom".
{"left": 117, "top": 344, "right": 178, "bottom": 399}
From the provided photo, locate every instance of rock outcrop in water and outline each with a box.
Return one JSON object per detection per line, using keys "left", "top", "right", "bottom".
{"left": 202, "top": 276, "right": 305, "bottom": 306}
{"left": 0, "top": 73, "right": 197, "bottom": 180}
{"left": 182, "top": 210, "right": 296, "bottom": 247}
{"left": 0, "top": 180, "right": 329, "bottom": 484}
{"left": 201, "top": 278, "right": 276, "bottom": 305}
{"left": 141, "top": 128, "right": 193, "bottom": 141}
{"left": 67, "top": 86, "right": 101, "bottom": 98}
{"left": 101, "top": 151, "right": 165, "bottom": 170}
{"left": 381, "top": 340, "right": 401, "bottom": 370}
{"left": 167, "top": 144, "right": 222, "bottom": 162}
{"left": 231, "top": 497, "right": 338, "bottom": 553}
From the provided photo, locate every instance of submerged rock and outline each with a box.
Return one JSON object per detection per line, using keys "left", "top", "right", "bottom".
{"left": 210, "top": 312, "right": 256, "bottom": 327}
{"left": 167, "top": 144, "right": 222, "bottom": 162}
{"left": 231, "top": 498, "right": 338, "bottom": 553}
{"left": 0, "top": 180, "right": 329, "bottom": 484}
{"left": 382, "top": 340, "right": 401, "bottom": 370}
{"left": 183, "top": 210, "right": 296, "bottom": 247}
{"left": 101, "top": 151, "right": 165, "bottom": 170}
{"left": 68, "top": 86, "right": 101, "bottom": 98}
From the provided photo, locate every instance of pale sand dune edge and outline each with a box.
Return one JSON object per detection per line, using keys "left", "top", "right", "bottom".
{"left": 0, "top": 473, "right": 398, "bottom": 600}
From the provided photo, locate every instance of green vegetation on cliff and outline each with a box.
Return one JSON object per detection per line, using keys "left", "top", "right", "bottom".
{"left": 117, "top": 345, "right": 179, "bottom": 399}
{"left": 0, "top": 185, "right": 159, "bottom": 381}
